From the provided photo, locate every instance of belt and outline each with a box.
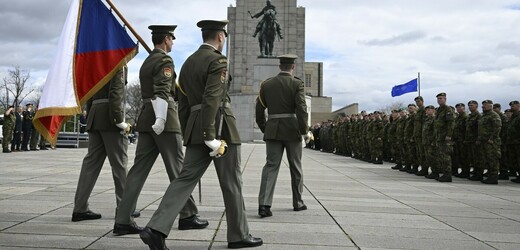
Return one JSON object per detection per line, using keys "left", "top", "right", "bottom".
{"left": 268, "top": 113, "right": 296, "bottom": 119}
{"left": 143, "top": 97, "right": 175, "bottom": 103}
{"left": 190, "top": 102, "right": 231, "bottom": 112}
{"left": 92, "top": 99, "right": 109, "bottom": 105}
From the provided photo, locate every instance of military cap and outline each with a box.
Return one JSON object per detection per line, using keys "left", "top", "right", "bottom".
{"left": 455, "top": 103, "right": 465, "bottom": 108}
{"left": 505, "top": 109, "right": 511, "bottom": 113}
{"left": 509, "top": 100, "right": 520, "bottom": 106}
{"left": 468, "top": 100, "right": 478, "bottom": 105}
{"left": 493, "top": 103, "right": 501, "bottom": 108}
{"left": 391, "top": 109, "right": 398, "bottom": 113}
{"left": 148, "top": 25, "right": 177, "bottom": 39}
{"left": 25, "top": 103, "right": 33, "bottom": 107}
{"left": 197, "top": 20, "right": 229, "bottom": 36}
{"left": 407, "top": 103, "right": 417, "bottom": 107}
{"left": 482, "top": 99, "right": 493, "bottom": 105}
{"left": 425, "top": 105, "right": 435, "bottom": 110}
{"left": 414, "top": 96, "right": 423, "bottom": 101}
{"left": 278, "top": 54, "right": 298, "bottom": 64}
{"left": 436, "top": 92, "right": 446, "bottom": 97}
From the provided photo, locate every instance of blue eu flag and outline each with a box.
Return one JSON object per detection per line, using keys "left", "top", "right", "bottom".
{"left": 391, "top": 78, "right": 418, "bottom": 97}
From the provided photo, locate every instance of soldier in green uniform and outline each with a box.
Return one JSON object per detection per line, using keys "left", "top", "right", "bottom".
{"left": 493, "top": 103, "right": 509, "bottom": 180}
{"left": 466, "top": 100, "right": 482, "bottom": 180}
{"left": 396, "top": 109, "right": 408, "bottom": 170}
{"left": 453, "top": 103, "right": 467, "bottom": 177}
{"left": 371, "top": 111, "right": 384, "bottom": 164}
{"left": 508, "top": 101, "right": 520, "bottom": 183}
{"left": 139, "top": 20, "right": 262, "bottom": 249}
{"left": 422, "top": 105, "right": 437, "bottom": 177}
{"left": 2, "top": 105, "right": 15, "bottom": 153}
{"left": 478, "top": 100, "right": 502, "bottom": 184}
{"left": 255, "top": 54, "right": 309, "bottom": 217}
{"left": 413, "top": 96, "right": 427, "bottom": 175}
{"left": 388, "top": 110, "right": 399, "bottom": 165}
{"left": 403, "top": 104, "right": 417, "bottom": 173}
{"left": 433, "top": 93, "right": 454, "bottom": 182}
{"left": 72, "top": 67, "right": 134, "bottom": 223}
{"left": 114, "top": 25, "right": 208, "bottom": 235}
{"left": 391, "top": 110, "right": 404, "bottom": 170}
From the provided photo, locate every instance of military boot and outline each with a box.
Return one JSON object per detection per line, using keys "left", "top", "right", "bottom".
{"left": 511, "top": 177, "right": 520, "bottom": 183}
{"left": 457, "top": 170, "right": 470, "bottom": 178}
{"left": 400, "top": 164, "right": 411, "bottom": 172}
{"left": 481, "top": 176, "right": 498, "bottom": 184}
{"left": 415, "top": 167, "right": 428, "bottom": 176}
{"left": 437, "top": 173, "right": 452, "bottom": 182}
{"left": 391, "top": 164, "right": 402, "bottom": 170}
{"left": 425, "top": 172, "right": 439, "bottom": 179}
{"left": 508, "top": 170, "right": 518, "bottom": 177}
{"left": 469, "top": 173, "right": 483, "bottom": 181}
{"left": 452, "top": 168, "right": 459, "bottom": 176}
{"left": 498, "top": 171, "right": 509, "bottom": 180}
{"left": 408, "top": 165, "right": 419, "bottom": 174}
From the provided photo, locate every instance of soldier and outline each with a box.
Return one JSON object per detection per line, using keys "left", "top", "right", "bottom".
{"left": 371, "top": 111, "right": 384, "bottom": 164}
{"left": 504, "top": 109, "right": 516, "bottom": 177}
{"left": 466, "top": 100, "right": 482, "bottom": 180}
{"left": 433, "top": 93, "right": 454, "bottom": 182}
{"left": 11, "top": 106, "right": 23, "bottom": 152}
{"left": 493, "top": 103, "right": 509, "bottom": 180}
{"left": 453, "top": 103, "right": 468, "bottom": 177}
{"left": 403, "top": 104, "right": 417, "bottom": 173}
{"left": 255, "top": 54, "right": 309, "bottom": 217}
{"left": 413, "top": 96, "right": 427, "bottom": 175}
{"left": 388, "top": 110, "right": 399, "bottom": 164}
{"left": 29, "top": 106, "right": 40, "bottom": 150}
{"left": 2, "top": 105, "right": 15, "bottom": 153}
{"left": 114, "top": 25, "right": 208, "bottom": 236}
{"left": 21, "top": 103, "right": 34, "bottom": 151}
{"left": 391, "top": 110, "right": 404, "bottom": 170}
{"left": 139, "top": 20, "right": 262, "bottom": 249}
{"left": 423, "top": 105, "right": 437, "bottom": 177}
{"left": 71, "top": 67, "right": 137, "bottom": 223}
{"left": 507, "top": 101, "right": 520, "bottom": 183}
{"left": 477, "top": 100, "right": 502, "bottom": 184}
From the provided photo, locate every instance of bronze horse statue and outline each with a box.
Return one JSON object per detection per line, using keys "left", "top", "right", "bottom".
{"left": 258, "top": 9, "right": 282, "bottom": 57}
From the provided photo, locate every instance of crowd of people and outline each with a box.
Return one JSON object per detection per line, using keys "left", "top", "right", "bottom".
{"left": 308, "top": 93, "right": 520, "bottom": 185}
{"left": 2, "top": 103, "right": 49, "bottom": 153}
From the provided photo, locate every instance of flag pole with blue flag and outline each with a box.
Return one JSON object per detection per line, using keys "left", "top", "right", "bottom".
{"left": 33, "top": 0, "right": 144, "bottom": 145}
{"left": 391, "top": 72, "right": 421, "bottom": 97}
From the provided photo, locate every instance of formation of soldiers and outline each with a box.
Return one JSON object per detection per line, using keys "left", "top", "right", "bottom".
{"left": 309, "top": 93, "right": 520, "bottom": 184}
{"left": 2, "top": 103, "right": 48, "bottom": 153}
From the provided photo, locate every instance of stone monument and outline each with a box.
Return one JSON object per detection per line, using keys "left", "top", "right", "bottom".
{"left": 228, "top": 0, "right": 306, "bottom": 141}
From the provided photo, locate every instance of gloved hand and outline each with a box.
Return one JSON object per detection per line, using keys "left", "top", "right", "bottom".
{"left": 303, "top": 131, "right": 311, "bottom": 144}
{"left": 205, "top": 139, "right": 222, "bottom": 157}
{"left": 151, "top": 97, "right": 168, "bottom": 135}
{"left": 116, "top": 122, "right": 131, "bottom": 134}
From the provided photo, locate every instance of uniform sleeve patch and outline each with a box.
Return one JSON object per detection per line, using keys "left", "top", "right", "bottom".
{"left": 218, "top": 58, "right": 227, "bottom": 64}
{"left": 220, "top": 70, "right": 227, "bottom": 83}
{"left": 164, "top": 67, "right": 172, "bottom": 78}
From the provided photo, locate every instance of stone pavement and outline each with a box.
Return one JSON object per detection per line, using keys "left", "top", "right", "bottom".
{"left": 1, "top": 143, "right": 520, "bottom": 250}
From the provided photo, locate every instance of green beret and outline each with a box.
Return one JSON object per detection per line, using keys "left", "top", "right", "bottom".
{"left": 197, "top": 20, "right": 229, "bottom": 36}
{"left": 436, "top": 92, "right": 446, "bottom": 97}
{"left": 455, "top": 103, "right": 465, "bottom": 108}
{"left": 278, "top": 54, "right": 298, "bottom": 64}
{"left": 425, "top": 105, "right": 435, "bottom": 110}
{"left": 468, "top": 100, "right": 478, "bottom": 105}
{"left": 493, "top": 103, "right": 501, "bottom": 108}
{"left": 407, "top": 103, "right": 417, "bottom": 107}
{"left": 148, "top": 25, "right": 177, "bottom": 39}
{"left": 482, "top": 99, "right": 493, "bottom": 105}
{"left": 510, "top": 100, "right": 520, "bottom": 106}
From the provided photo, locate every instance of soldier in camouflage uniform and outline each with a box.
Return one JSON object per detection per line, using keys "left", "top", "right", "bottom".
{"left": 466, "top": 100, "right": 482, "bottom": 180}
{"left": 414, "top": 97, "right": 427, "bottom": 176}
{"left": 507, "top": 101, "right": 520, "bottom": 183}
{"left": 403, "top": 104, "right": 417, "bottom": 173}
{"left": 433, "top": 93, "right": 454, "bottom": 182}
{"left": 371, "top": 111, "right": 384, "bottom": 164}
{"left": 478, "top": 100, "right": 502, "bottom": 184}
{"left": 504, "top": 109, "right": 516, "bottom": 177}
{"left": 394, "top": 109, "right": 408, "bottom": 170}
{"left": 423, "top": 105, "right": 437, "bottom": 177}
{"left": 493, "top": 103, "right": 509, "bottom": 180}
{"left": 383, "top": 114, "right": 391, "bottom": 162}
{"left": 453, "top": 103, "right": 468, "bottom": 177}
{"left": 388, "top": 110, "right": 399, "bottom": 165}
{"left": 2, "top": 106, "right": 16, "bottom": 153}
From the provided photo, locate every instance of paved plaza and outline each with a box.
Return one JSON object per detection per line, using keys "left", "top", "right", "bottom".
{"left": 1, "top": 143, "right": 520, "bottom": 249}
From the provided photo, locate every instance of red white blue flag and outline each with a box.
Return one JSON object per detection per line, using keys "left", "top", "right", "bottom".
{"left": 34, "top": 0, "right": 137, "bottom": 145}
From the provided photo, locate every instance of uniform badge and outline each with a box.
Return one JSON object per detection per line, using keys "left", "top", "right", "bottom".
{"left": 220, "top": 70, "right": 227, "bottom": 83}
{"left": 163, "top": 67, "right": 172, "bottom": 78}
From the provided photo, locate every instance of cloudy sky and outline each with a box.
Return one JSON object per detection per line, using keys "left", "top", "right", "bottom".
{"left": 1, "top": 0, "right": 519, "bottom": 111}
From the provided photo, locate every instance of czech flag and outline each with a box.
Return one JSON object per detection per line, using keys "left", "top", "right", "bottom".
{"left": 34, "top": 0, "right": 138, "bottom": 145}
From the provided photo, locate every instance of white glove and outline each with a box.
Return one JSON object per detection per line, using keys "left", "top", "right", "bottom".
{"left": 116, "top": 122, "right": 129, "bottom": 130}
{"left": 205, "top": 139, "right": 221, "bottom": 157}
{"left": 151, "top": 97, "right": 168, "bottom": 135}
{"left": 303, "top": 133, "right": 310, "bottom": 144}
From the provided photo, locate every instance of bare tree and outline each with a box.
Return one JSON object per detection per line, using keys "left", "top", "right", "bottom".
{"left": 125, "top": 80, "right": 142, "bottom": 125}
{"left": 0, "top": 66, "right": 34, "bottom": 110}
{"left": 378, "top": 101, "right": 405, "bottom": 115}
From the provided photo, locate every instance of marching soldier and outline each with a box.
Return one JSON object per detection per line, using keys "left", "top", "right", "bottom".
{"left": 139, "top": 20, "right": 262, "bottom": 249}
{"left": 467, "top": 100, "right": 482, "bottom": 180}
{"left": 2, "top": 105, "right": 15, "bottom": 153}
{"left": 433, "top": 93, "right": 454, "bottom": 182}
{"left": 114, "top": 25, "right": 208, "bottom": 236}
{"left": 477, "top": 100, "right": 502, "bottom": 184}
{"left": 453, "top": 103, "right": 468, "bottom": 177}
{"left": 72, "top": 67, "right": 135, "bottom": 223}
{"left": 256, "top": 54, "right": 309, "bottom": 217}
{"left": 507, "top": 101, "right": 520, "bottom": 183}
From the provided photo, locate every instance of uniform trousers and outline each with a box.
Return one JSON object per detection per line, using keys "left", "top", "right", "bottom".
{"left": 115, "top": 132, "right": 198, "bottom": 224}
{"left": 73, "top": 130, "right": 127, "bottom": 213}
{"left": 258, "top": 140, "right": 305, "bottom": 209}
{"left": 147, "top": 144, "right": 249, "bottom": 242}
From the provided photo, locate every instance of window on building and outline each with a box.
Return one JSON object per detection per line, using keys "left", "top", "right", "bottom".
{"left": 305, "top": 74, "right": 311, "bottom": 87}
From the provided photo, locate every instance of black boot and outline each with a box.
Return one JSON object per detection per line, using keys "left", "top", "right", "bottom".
{"left": 457, "top": 170, "right": 470, "bottom": 178}
{"left": 469, "top": 173, "right": 483, "bottom": 181}
{"left": 391, "top": 164, "right": 402, "bottom": 170}
{"left": 498, "top": 172, "right": 509, "bottom": 180}
{"left": 400, "top": 164, "right": 411, "bottom": 172}
{"left": 415, "top": 167, "right": 428, "bottom": 176}
{"left": 258, "top": 205, "right": 272, "bottom": 218}
{"left": 437, "top": 173, "right": 452, "bottom": 182}
{"left": 511, "top": 177, "right": 520, "bottom": 183}
{"left": 481, "top": 176, "right": 498, "bottom": 184}
{"left": 425, "top": 172, "right": 439, "bottom": 179}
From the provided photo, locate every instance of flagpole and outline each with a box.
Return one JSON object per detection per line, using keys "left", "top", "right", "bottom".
{"left": 418, "top": 72, "right": 421, "bottom": 96}
{"left": 105, "top": 0, "right": 152, "bottom": 54}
